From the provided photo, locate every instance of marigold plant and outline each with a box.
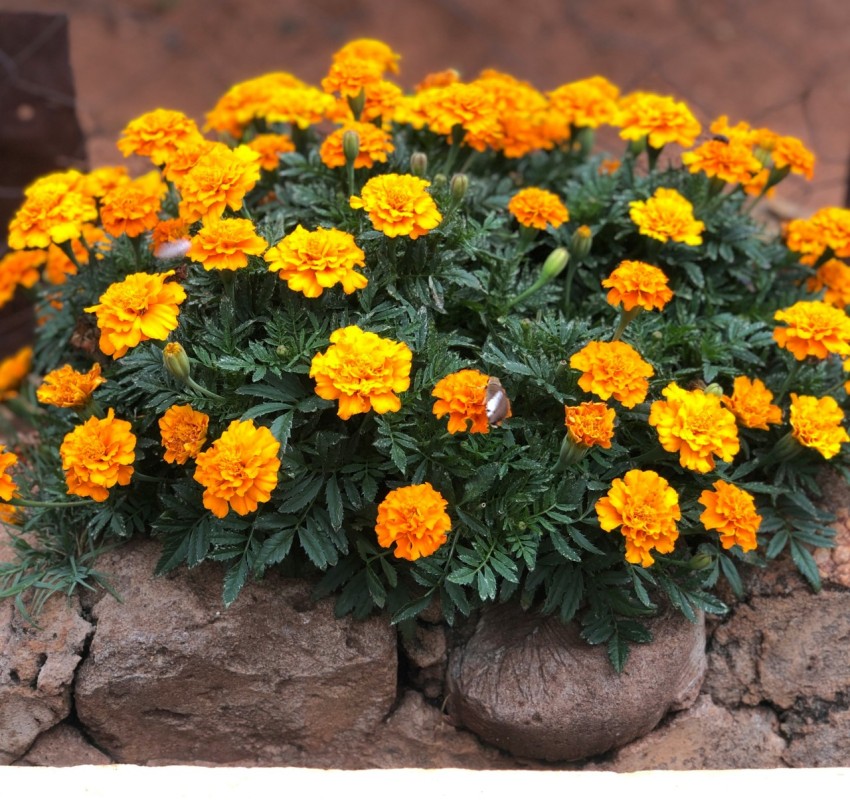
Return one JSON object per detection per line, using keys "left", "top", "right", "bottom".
{"left": 2, "top": 39, "right": 849, "bottom": 671}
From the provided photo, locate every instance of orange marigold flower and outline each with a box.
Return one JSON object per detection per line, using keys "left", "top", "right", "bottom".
{"left": 602, "top": 260, "right": 673, "bottom": 312}
{"left": 79, "top": 165, "right": 131, "bottom": 199}
{"left": 193, "top": 419, "right": 280, "bottom": 518}
{"left": 322, "top": 55, "right": 384, "bottom": 98}
{"left": 699, "top": 480, "right": 761, "bottom": 552}
{"left": 333, "top": 39, "right": 401, "bottom": 75}
{"left": 37, "top": 363, "right": 105, "bottom": 408}
{"left": 0, "top": 250, "right": 44, "bottom": 310}
{"left": 415, "top": 68, "right": 460, "bottom": 93}
{"left": 161, "top": 136, "right": 216, "bottom": 183}
{"left": 415, "top": 82, "right": 503, "bottom": 151}
{"left": 117, "top": 109, "right": 201, "bottom": 165}
{"left": 508, "top": 187, "right": 569, "bottom": 230}
{"left": 565, "top": 402, "right": 616, "bottom": 448}
{"left": 722, "top": 376, "right": 782, "bottom": 430}
{"left": 807, "top": 259, "right": 850, "bottom": 309}
{"left": 187, "top": 217, "right": 268, "bottom": 271}
{"left": 432, "top": 369, "right": 490, "bottom": 434}
{"left": 262, "top": 86, "right": 337, "bottom": 130}
{"left": 773, "top": 300, "right": 850, "bottom": 360}
{"left": 350, "top": 174, "right": 442, "bottom": 239}
{"left": 319, "top": 122, "right": 394, "bottom": 169}
{"left": 99, "top": 171, "right": 167, "bottom": 239}
{"left": 616, "top": 91, "right": 701, "bottom": 149}
{"left": 310, "top": 325, "right": 412, "bottom": 420}
{"left": 0, "top": 502, "right": 22, "bottom": 526}
{"left": 0, "top": 444, "right": 18, "bottom": 502}
{"left": 265, "top": 225, "right": 366, "bottom": 298}
{"left": 548, "top": 76, "right": 620, "bottom": 130}
{"left": 629, "top": 187, "right": 705, "bottom": 246}
{"left": 174, "top": 143, "right": 262, "bottom": 223}
{"left": 785, "top": 208, "right": 850, "bottom": 261}
{"left": 770, "top": 134, "right": 815, "bottom": 181}
{"left": 789, "top": 393, "right": 850, "bottom": 459}
{"left": 245, "top": 133, "right": 295, "bottom": 171}
{"left": 375, "top": 483, "right": 451, "bottom": 561}
{"left": 569, "top": 340, "right": 654, "bottom": 408}
{"left": 0, "top": 346, "right": 33, "bottom": 401}
{"left": 85, "top": 270, "right": 187, "bottom": 359}
{"left": 8, "top": 170, "right": 98, "bottom": 249}
{"left": 159, "top": 404, "right": 209, "bottom": 465}
{"left": 44, "top": 223, "right": 109, "bottom": 285}
{"left": 205, "top": 72, "right": 306, "bottom": 137}
{"left": 681, "top": 138, "right": 762, "bottom": 184}
{"left": 60, "top": 409, "right": 136, "bottom": 501}
{"left": 595, "top": 469, "right": 681, "bottom": 567}
{"left": 649, "top": 382, "right": 740, "bottom": 473}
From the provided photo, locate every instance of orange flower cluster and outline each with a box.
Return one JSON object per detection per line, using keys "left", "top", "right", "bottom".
{"left": 565, "top": 402, "right": 616, "bottom": 449}
{"left": 310, "top": 326, "right": 412, "bottom": 419}
{"left": 0, "top": 250, "right": 43, "bottom": 309}
{"left": 789, "top": 393, "right": 849, "bottom": 459}
{"left": 616, "top": 92, "right": 701, "bottom": 149}
{"left": 784, "top": 207, "right": 850, "bottom": 263}
{"left": 319, "top": 121, "right": 394, "bottom": 169}
{"left": 806, "top": 259, "right": 850, "bottom": 309}
{"left": 99, "top": 171, "right": 167, "bottom": 239}
{"left": 85, "top": 271, "right": 187, "bottom": 358}
{"left": 596, "top": 469, "right": 681, "bottom": 567}
{"left": 265, "top": 225, "right": 367, "bottom": 298}
{"left": 649, "top": 383, "right": 740, "bottom": 473}
{"left": 699, "top": 480, "right": 761, "bottom": 552}
{"left": 350, "top": 174, "right": 442, "bottom": 239}
{"left": 60, "top": 409, "right": 136, "bottom": 501}
{"left": 375, "top": 483, "right": 451, "bottom": 561}
{"left": 159, "top": 404, "right": 210, "bottom": 465}
{"left": 507, "top": 187, "right": 569, "bottom": 230}
{"left": 37, "top": 363, "right": 105, "bottom": 408}
{"left": 773, "top": 300, "right": 850, "bottom": 360}
{"left": 0, "top": 445, "right": 18, "bottom": 502}
{"left": 602, "top": 260, "right": 672, "bottom": 312}
{"left": 722, "top": 376, "right": 782, "bottom": 430}
{"left": 0, "top": 347, "right": 32, "bottom": 401}
{"left": 432, "top": 369, "right": 490, "bottom": 434}
{"left": 681, "top": 138, "right": 762, "bottom": 185}
{"left": 569, "top": 340, "right": 654, "bottom": 408}
{"left": 629, "top": 187, "right": 705, "bottom": 246}
{"left": 187, "top": 217, "right": 268, "bottom": 271}
{"left": 193, "top": 419, "right": 281, "bottom": 518}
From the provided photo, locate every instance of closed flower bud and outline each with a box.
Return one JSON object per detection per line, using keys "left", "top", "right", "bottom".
{"left": 163, "top": 341, "right": 191, "bottom": 382}
{"left": 342, "top": 129, "right": 361, "bottom": 166}
{"left": 569, "top": 225, "right": 593, "bottom": 261}
{"left": 704, "top": 383, "right": 724, "bottom": 397}
{"left": 450, "top": 173, "right": 469, "bottom": 202}
{"left": 688, "top": 552, "right": 713, "bottom": 570}
{"left": 542, "top": 247, "right": 570, "bottom": 280}
{"left": 410, "top": 152, "right": 428, "bottom": 178}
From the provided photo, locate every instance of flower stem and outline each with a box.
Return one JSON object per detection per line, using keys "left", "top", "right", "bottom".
{"left": 612, "top": 307, "right": 641, "bottom": 341}
{"left": 8, "top": 497, "right": 95, "bottom": 508}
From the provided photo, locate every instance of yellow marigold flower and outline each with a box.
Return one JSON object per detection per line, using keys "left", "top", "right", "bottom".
{"left": 785, "top": 208, "right": 850, "bottom": 262}
{"left": 432, "top": 369, "right": 490, "bottom": 434}
{"left": 617, "top": 91, "right": 701, "bottom": 149}
{"left": 310, "top": 325, "right": 412, "bottom": 420}
{"left": 333, "top": 39, "right": 401, "bottom": 75}
{"left": 548, "top": 76, "right": 620, "bottom": 130}
{"left": 699, "top": 480, "right": 761, "bottom": 552}
{"left": 193, "top": 419, "right": 280, "bottom": 518}
{"left": 773, "top": 300, "right": 850, "bottom": 360}
{"left": 681, "top": 138, "right": 762, "bottom": 184}
{"left": 508, "top": 187, "right": 569, "bottom": 231}
{"left": 85, "top": 270, "right": 187, "bottom": 359}
{"left": 569, "top": 340, "right": 654, "bottom": 408}
{"left": 37, "top": 363, "right": 105, "bottom": 408}
{"left": 175, "top": 143, "right": 262, "bottom": 223}
{"left": 0, "top": 250, "right": 44, "bottom": 310}
{"left": 0, "top": 346, "right": 33, "bottom": 401}
{"left": 265, "top": 225, "right": 366, "bottom": 298}
{"left": 350, "top": 174, "right": 442, "bottom": 239}
{"left": 416, "top": 82, "right": 503, "bottom": 151}
{"left": 205, "top": 72, "right": 306, "bottom": 136}
{"left": 649, "top": 382, "right": 740, "bottom": 473}
{"left": 319, "top": 122, "right": 394, "bottom": 169}
{"left": 8, "top": 170, "right": 98, "bottom": 249}
{"left": 99, "top": 171, "right": 167, "bottom": 239}
{"left": 322, "top": 55, "right": 384, "bottom": 98}
{"left": 0, "top": 444, "right": 18, "bottom": 502}
{"left": 245, "top": 133, "right": 295, "bottom": 171}
{"left": 60, "top": 409, "right": 136, "bottom": 501}
{"left": 117, "top": 109, "right": 201, "bottom": 165}
{"left": 262, "top": 86, "right": 337, "bottom": 130}
{"left": 807, "top": 259, "right": 850, "bottom": 309}
{"left": 187, "top": 217, "right": 268, "bottom": 272}
{"left": 565, "top": 402, "right": 616, "bottom": 449}
{"left": 722, "top": 376, "right": 782, "bottom": 430}
{"left": 375, "top": 483, "right": 451, "bottom": 561}
{"left": 158, "top": 404, "right": 209, "bottom": 465}
{"left": 79, "top": 165, "right": 131, "bottom": 199}
{"left": 595, "top": 469, "right": 681, "bottom": 568}
{"left": 602, "top": 260, "right": 673, "bottom": 312}
{"left": 790, "top": 393, "right": 850, "bottom": 459}
{"left": 629, "top": 187, "right": 705, "bottom": 246}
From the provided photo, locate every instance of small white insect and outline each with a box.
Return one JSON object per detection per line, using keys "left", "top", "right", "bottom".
{"left": 485, "top": 376, "right": 512, "bottom": 426}
{"left": 154, "top": 238, "right": 191, "bottom": 260}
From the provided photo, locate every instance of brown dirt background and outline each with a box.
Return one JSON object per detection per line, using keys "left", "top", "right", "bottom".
{"left": 2, "top": 0, "right": 850, "bottom": 210}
